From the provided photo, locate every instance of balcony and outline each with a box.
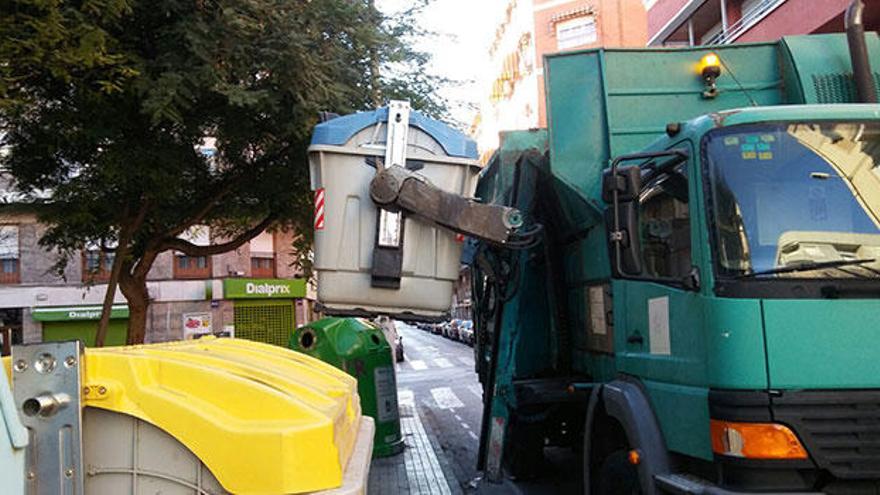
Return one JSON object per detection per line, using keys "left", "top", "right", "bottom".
{"left": 651, "top": 0, "right": 788, "bottom": 47}
{"left": 705, "top": 0, "right": 786, "bottom": 44}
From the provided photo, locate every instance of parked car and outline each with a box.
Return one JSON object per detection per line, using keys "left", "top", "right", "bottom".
{"left": 444, "top": 319, "right": 461, "bottom": 341}
{"left": 375, "top": 316, "right": 404, "bottom": 362}
{"left": 458, "top": 320, "right": 474, "bottom": 346}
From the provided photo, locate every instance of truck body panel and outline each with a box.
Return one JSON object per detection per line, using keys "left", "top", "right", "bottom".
{"left": 473, "top": 31, "right": 880, "bottom": 492}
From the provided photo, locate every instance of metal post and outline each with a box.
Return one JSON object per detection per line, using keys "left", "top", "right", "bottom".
{"left": 720, "top": 0, "right": 728, "bottom": 32}
{"left": 688, "top": 18, "right": 695, "bottom": 46}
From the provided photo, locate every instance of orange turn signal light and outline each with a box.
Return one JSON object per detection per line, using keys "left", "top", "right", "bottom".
{"left": 710, "top": 420, "right": 808, "bottom": 459}
{"left": 628, "top": 449, "right": 641, "bottom": 465}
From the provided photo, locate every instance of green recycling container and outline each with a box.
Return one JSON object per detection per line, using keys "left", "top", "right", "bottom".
{"left": 290, "top": 317, "right": 404, "bottom": 457}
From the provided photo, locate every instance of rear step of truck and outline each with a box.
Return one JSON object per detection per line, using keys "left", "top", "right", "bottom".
{"left": 655, "top": 473, "right": 820, "bottom": 495}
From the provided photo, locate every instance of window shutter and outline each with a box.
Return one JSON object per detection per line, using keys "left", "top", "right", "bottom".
{"left": 0, "top": 226, "right": 19, "bottom": 259}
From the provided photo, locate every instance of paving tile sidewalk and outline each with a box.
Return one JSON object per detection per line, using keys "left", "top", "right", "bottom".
{"left": 368, "top": 392, "right": 463, "bottom": 494}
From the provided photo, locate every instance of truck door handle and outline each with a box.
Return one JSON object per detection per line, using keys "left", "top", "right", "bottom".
{"left": 627, "top": 333, "right": 644, "bottom": 345}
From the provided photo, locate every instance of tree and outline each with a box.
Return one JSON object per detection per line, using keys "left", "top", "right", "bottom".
{"left": 0, "top": 0, "right": 448, "bottom": 344}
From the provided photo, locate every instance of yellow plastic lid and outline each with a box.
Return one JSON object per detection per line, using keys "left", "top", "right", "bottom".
{"left": 74, "top": 337, "right": 360, "bottom": 494}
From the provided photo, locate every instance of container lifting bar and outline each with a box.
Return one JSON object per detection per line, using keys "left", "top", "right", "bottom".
{"left": 378, "top": 101, "right": 410, "bottom": 247}
{"left": 370, "top": 101, "right": 411, "bottom": 289}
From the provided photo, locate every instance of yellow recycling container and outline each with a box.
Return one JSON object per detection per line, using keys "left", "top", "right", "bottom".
{"left": 4, "top": 337, "right": 374, "bottom": 494}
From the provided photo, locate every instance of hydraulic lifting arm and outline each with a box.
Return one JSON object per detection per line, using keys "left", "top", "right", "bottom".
{"left": 369, "top": 164, "right": 523, "bottom": 245}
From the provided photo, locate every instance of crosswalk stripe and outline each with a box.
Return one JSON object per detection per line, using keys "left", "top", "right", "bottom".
{"left": 430, "top": 387, "right": 465, "bottom": 409}
{"left": 467, "top": 384, "right": 483, "bottom": 398}
{"left": 433, "top": 357, "right": 453, "bottom": 368}
{"left": 409, "top": 360, "right": 428, "bottom": 371}
{"left": 457, "top": 357, "right": 474, "bottom": 366}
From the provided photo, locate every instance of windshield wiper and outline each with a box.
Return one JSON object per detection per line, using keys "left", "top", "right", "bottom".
{"left": 736, "top": 258, "right": 878, "bottom": 279}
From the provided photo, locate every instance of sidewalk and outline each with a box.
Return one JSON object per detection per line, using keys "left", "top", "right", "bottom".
{"left": 368, "top": 391, "right": 464, "bottom": 495}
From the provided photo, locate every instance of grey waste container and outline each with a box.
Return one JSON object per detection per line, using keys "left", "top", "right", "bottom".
{"left": 308, "top": 105, "right": 480, "bottom": 320}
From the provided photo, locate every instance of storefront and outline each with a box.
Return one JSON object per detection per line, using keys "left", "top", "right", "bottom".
{"left": 32, "top": 304, "right": 129, "bottom": 346}
{"left": 223, "top": 278, "right": 307, "bottom": 347}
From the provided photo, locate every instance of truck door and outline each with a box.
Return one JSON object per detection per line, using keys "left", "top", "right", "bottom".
{"left": 615, "top": 143, "right": 710, "bottom": 455}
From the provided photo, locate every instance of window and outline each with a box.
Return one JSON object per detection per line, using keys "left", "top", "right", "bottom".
{"left": 0, "top": 225, "right": 20, "bottom": 284}
{"left": 175, "top": 226, "right": 213, "bottom": 279}
{"left": 556, "top": 16, "right": 597, "bottom": 50}
{"left": 251, "top": 257, "right": 276, "bottom": 278}
{"left": 638, "top": 165, "right": 692, "bottom": 280}
{"left": 175, "top": 255, "right": 212, "bottom": 279}
{"left": 250, "top": 231, "right": 276, "bottom": 278}
{"left": 705, "top": 122, "right": 880, "bottom": 279}
{"left": 82, "top": 248, "right": 115, "bottom": 282}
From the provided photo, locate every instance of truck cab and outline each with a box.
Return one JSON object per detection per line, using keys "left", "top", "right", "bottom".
{"left": 604, "top": 105, "right": 880, "bottom": 493}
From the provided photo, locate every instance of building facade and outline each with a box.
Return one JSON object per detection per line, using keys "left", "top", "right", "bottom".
{"left": 472, "top": 0, "right": 647, "bottom": 161}
{"left": 648, "top": 0, "right": 880, "bottom": 47}
{"left": 0, "top": 209, "right": 315, "bottom": 353}
{"left": 450, "top": 265, "right": 473, "bottom": 321}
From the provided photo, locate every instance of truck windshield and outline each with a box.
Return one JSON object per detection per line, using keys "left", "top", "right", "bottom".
{"left": 704, "top": 122, "right": 880, "bottom": 279}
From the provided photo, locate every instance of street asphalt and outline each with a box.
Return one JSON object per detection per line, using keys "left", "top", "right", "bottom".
{"left": 369, "top": 322, "right": 580, "bottom": 494}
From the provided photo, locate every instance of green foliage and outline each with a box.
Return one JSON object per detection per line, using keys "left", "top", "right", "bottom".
{"left": 1, "top": 0, "right": 448, "bottom": 270}
{"left": 1, "top": 0, "right": 449, "bottom": 341}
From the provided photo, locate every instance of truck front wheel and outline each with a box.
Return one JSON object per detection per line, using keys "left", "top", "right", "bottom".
{"left": 596, "top": 449, "right": 641, "bottom": 495}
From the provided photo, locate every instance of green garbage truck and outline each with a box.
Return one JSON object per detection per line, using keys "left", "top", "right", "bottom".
{"left": 469, "top": 3, "right": 880, "bottom": 494}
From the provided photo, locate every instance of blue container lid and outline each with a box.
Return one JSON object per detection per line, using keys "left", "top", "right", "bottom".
{"left": 310, "top": 107, "right": 478, "bottom": 159}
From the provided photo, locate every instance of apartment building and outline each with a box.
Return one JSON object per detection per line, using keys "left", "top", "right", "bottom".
{"left": 472, "top": 0, "right": 647, "bottom": 160}
{"left": 450, "top": 266, "right": 473, "bottom": 321}
{"left": 0, "top": 208, "right": 315, "bottom": 352}
{"left": 648, "top": 0, "right": 880, "bottom": 47}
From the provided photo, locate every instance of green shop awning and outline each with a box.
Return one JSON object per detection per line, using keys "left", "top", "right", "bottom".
{"left": 32, "top": 304, "right": 129, "bottom": 322}
{"left": 224, "top": 278, "right": 306, "bottom": 299}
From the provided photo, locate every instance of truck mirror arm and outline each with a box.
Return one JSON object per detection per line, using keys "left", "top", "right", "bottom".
{"left": 608, "top": 149, "right": 689, "bottom": 278}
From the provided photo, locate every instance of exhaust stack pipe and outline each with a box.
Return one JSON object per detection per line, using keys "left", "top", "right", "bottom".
{"left": 846, "top": 0, "right": 877, "bottom": 103}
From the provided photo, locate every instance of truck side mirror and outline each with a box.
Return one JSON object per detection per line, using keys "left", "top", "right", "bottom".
{"left": 604, "top": 203, "right": 642, "bottom": 276}
{"left": 603, "top": 165, "right": 643, "bottom": 277}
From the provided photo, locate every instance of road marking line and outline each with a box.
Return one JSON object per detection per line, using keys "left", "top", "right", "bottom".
{"left": 468, "top": 431, "right": 479, "bottom": 440}
{"left": 398, "top": 388, "right": 415, "bottom": 406}
{"left": 454, "top": 414, "right": 462, "bottom": 421}
{"left": 460, "top": 422, "right": 471, "bottom": 430}
{"left": 433, "top": 357, "right": 453, "bottom": 368}
{"left": 458, "top": 357, "right": 474, "bottom": 366}
{"left": 430, "top": 387, "right": 465, "bottom": 409}
{"left": 409, "top": 360, "right": 428, "bottom": 371}
{"left": 468, "top": 384, "right": 483, "bottom": 398}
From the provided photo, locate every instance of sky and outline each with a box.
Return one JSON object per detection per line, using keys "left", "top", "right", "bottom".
{"left": 376, "top": 0, "right": 506, "bottom": 128}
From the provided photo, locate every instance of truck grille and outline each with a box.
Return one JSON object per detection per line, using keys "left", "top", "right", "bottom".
{"left": 773, "top": 390, "right": 880, "bottom": 480}
{"left": 811, "top": 73, "right": 880, "bottom": 103}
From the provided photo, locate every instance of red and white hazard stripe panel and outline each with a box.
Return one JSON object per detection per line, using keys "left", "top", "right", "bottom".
{"left": 314, "top": 188, "right": 325, "bottom": 231}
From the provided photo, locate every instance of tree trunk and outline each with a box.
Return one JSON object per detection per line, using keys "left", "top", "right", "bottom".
{"left": 95, "top": 242, "right": 129, "bottom": 347}
{"left": 119, "top": 271, "right": 151, "bottom": 345}
{"left": 369, "top": 0, "right": 382, "bottom": 106}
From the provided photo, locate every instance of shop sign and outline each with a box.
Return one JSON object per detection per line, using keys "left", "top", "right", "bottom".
{"left": 183, "top": 312, "right": 213, "bottom": 339}
{"left": 223, "top": 278, "right": 306, "bottom": 299}
{"left": 32, "top": 304, "right": 129, "bottom": 322}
